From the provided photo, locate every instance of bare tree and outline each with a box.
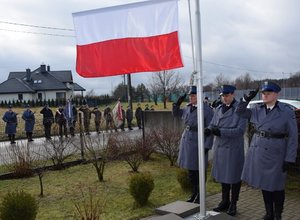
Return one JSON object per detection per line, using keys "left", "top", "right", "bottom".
{"left": 81, "top": 133, "right": 110, "bottom": 182}
{"left": 151, "top": 127, "right": 181, "bottom": 166}
{"left": 214, "top": 73, "right": 231, "bottom": 88}
{"left": 148, "top": 70, "right": 184, "bottom": 109}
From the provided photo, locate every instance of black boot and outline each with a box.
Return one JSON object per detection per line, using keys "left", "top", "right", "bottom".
{"left": 263, "top": 203, "right": 274, "bottom": 220}
{"left": 213, "top": 183, "right": 230, "bottom": 212}
{"left": 29, "top": 132, "right": 34, "bottom": 142}
{"left": 274, "top": 204, "right": 283, "bottom": 220}
{"left": 227, "top": 182, "right": 241, "bottom": 216}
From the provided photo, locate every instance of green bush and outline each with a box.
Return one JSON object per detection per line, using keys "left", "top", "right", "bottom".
{"left": 176, "top": 168, "right": 192, "bottom": 192}
{"left": 0, "top": 190, "right": 38, "bottom": 220}
{"left": 129, "top": 172, "right": 154, "bottom": 206}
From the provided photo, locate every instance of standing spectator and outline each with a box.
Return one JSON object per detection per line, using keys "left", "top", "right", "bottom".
{"left": 135, "top": 103, "right": 143, "bottom": 129}
{"left": 64, "top": 99, "right": 77, "bottom": 136}
{"left": 91, "top": 107, "right": 102, "bottom": 133}
{"left": 126, "top": 106, "right": 133, "bottom": 130}
{"left": 207, "top": 85, "right": 247, "bottom": 216}
{"left": 22, "top": 104, "right": 35, "bottom": 142}
{"left": 40, "top": 104, "right": 54, "bottom": 140}
{"left": 172, "top": 86, "right": 214, "bottom": 204}
{"left": 104, "top": 105, "right": 115, "bottom": 132}
{"left": 79, "top": 101, "right": 91, "bottom": 135}
{"left": 2, "top": 105, "right": 18, "bottom": 144}
{"left": 55, "top": 105, "right": 67, "bottom": 138}
{"left": 236, "top": 81, "right": 298, "bottom": 220}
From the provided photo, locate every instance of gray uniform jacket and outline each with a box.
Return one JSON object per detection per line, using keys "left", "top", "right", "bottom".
{"left": 236, "top": 101, "right": 298, "bottom": 191}
{"left": 3, "top": 111, "right": 17, "bottom": 134}
{"left": 22, "top": 110, "right": 35, "bottom": 132}
{"left": 210, "top": 100, "right": 247, "bottom": 184}
{"left": 172, "top": 102, "right": 214, "bottom": 170}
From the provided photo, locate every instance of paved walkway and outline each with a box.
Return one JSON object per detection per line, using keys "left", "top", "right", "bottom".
{"left": 205, "top": 186, "right": 300, "bottom": 219}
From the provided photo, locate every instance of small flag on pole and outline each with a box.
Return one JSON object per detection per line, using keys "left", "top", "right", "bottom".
{"left": 72, "top": 0, "right": 183, "bottom": 77}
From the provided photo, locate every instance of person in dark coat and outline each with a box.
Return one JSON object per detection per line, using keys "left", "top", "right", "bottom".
{"left": 64, "top": 99, "right": 77, "bottom": 136}
{"left": 22, "top": 104, "right": 35, "bottom": 142}
{"left": 207, "top": 85, "right": 247, "bottom": 216}
{"left": 2, "top": 105, "right": 18, "bottom": 144}
{"left": 172, "top": 86, "right": 214, "bottom": 204}
{"left": 236, "top": 81, "right": 298, "bottom": 220}
{"left": 126, "top": 106, "right": 133, "bottom": 130}
{"left": 91, "top": 107, "right": 102, "bottom": 133}
{"left": 135, "top": 103, "right": 143, "bottom": 129}
{"left": 79, "top": 102, "right": 91, "bottom": 135}
{"left": 55, "top": 105, "right": 68, "bottom": 138}
{"left": 40, "top": 104, "right": 54, "bottom": 140}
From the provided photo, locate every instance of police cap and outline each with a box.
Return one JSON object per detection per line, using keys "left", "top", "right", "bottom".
{"left": 261, "top": 81, "right": 281, "bottom": 93}
{"left": 188, "top": 86, "right": 197, "bottom": 95}
{"left": 219, "top": 85, "right": 236, "bottom": 95}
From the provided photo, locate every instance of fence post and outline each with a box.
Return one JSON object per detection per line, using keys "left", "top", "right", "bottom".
{"left": 79, "top": 112, "right": 85, "bottom": 160}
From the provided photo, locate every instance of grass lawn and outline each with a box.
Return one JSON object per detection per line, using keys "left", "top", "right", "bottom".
{"left": 0, "top": 153, "right": 220, "bottom": 220}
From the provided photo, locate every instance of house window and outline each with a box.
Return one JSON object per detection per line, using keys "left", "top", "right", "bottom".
{"left": 38, "top": 93, "right": 42, "bottom": 100}
{"left": 56, "top": 92, "right": 66, "bottom": 100}
{"left": 18, "top": 94, "right": 23, "bottom": 101}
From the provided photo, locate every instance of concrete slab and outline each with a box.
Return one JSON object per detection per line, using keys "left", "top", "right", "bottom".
{"left": 145, "top": 213, "right": 183, "bottom": 220}
{"left": 185, "top": 212, "right": 236, "bottom": 219}
{"left": 155, "top": 201, "right": 200, "bottom": 218}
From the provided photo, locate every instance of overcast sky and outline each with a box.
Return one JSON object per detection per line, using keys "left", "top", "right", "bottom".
{"left": 0, "top": 0, "right": 299, "bottom": 95}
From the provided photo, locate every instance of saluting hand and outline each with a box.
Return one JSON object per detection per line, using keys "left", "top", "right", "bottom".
{"left": 175, "top": 93, "right": 187, "bottom": 106}
{"left": 243, "top": 88, "right": 259, "bottom": 102}
{"left": 211, "top": 126, "right": 221, "bottom": 136}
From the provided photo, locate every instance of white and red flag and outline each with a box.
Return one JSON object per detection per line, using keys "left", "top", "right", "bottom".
{"left": 112, "top": 100, "right": 123, "bottom": 127}
{"left": 72, "top": 0, "right": 183, "bottom": 77}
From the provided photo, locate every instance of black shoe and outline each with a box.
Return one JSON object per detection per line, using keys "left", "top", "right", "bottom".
{"left": 29, "top": 139, "right": 34, "bottom": 142}
{"left": 227, "top": 203, "right": 237, "bottom": 216}
{"left": 186, "top": 193, "right": 197, "bottom": 203}
{"left": 213, "top": 200, "right": 230, "bottom": 212}
{"left": 263, "top": 214, "right": 274, "bottom": 220}
{"left": 10, "top": 141, "right": 16, "bottom": 144}
{"left": 129, "top": 127, "right": 133, "bottom": 130}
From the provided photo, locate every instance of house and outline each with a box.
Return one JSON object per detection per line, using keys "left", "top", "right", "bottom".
{"left": 0, "top": 64, "right": 85, "bottom": 103}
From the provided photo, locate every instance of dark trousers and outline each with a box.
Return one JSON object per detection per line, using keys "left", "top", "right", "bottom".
{"left": 8, "top": 134, "right": 15, "bottom": 143}
{"left": 262, "top": 190, "right": 285, "bottom": 218}
{"left": 221, "top": 181, "right": 242, "bottom": 204}
{"left": 26, "top": 132, "right": 33, "bottom": 141}
{"left": 95, "top": 121, "right": 100, "bottom": 133}
{"left": 58, "top": 123, "right": 68, "bottom": 138}
{"left": 44, "top": 122, "right": 52, "bottom": 139}
{"left": 127, "top": 119, "right": 132, "bottom": 129}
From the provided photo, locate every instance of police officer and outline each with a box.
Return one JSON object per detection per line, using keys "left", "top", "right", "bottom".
{"left": 236, "top": 81, "right": 298, "bottom": 220}
{"left": 172, "top": 86, "right": 214, "bottom": 204}
{"left": 79, "top": 101, "right": 91, "bottom": 135}
{"left": 40, "top": 104, "right": 54, "bottom": 140}
{"left": 126, "top": 106, "right": 133, "bottom": 130}
{"left": 55, "top": 105, "right": 67, "bottom": 138}
{"left": 207, "top": 85, "right": 247, "bottom": 216}
{"left": 2, "top": 105, "right": 18, "bottom": 144}
{"left": 91, "top": 107, "right": 102, "bottom": 133}
{"left": 22, "top": 104, "right": 35, "bottom": 142}
{"left": 135, "top": 103, "right": 143, "bottom": 129}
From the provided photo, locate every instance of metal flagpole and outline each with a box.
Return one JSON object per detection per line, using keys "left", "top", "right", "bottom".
{"left": 194, "top": 0, "right": 207, "bottom": 219}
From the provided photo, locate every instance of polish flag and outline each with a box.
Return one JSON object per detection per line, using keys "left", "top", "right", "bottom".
{"left": 72, "top": 0, "right": 183, "bottom": 77}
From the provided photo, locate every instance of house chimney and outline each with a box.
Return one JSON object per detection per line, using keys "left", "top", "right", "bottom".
{"left": 47, "top": 65, "right": 50, "bottom": 72}
{"left": 26, "top": 68, "right": 31, "bottom": 82}
{"left": 40, "top": 64, "right": 46, "bottom": 73}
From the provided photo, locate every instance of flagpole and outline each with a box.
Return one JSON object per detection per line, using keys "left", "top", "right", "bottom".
{"left": 194, "top": 0, "right": 206, "bottom": 218}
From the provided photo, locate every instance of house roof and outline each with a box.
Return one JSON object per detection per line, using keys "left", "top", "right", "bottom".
{"left": 0, "top": 78, "right": 35, "bottom": 94}
{"left": 73, "top": 83, "right": 86, "bottom": 91}
{"left": 1, "top": 65, "right": 85, "bottom": 94}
